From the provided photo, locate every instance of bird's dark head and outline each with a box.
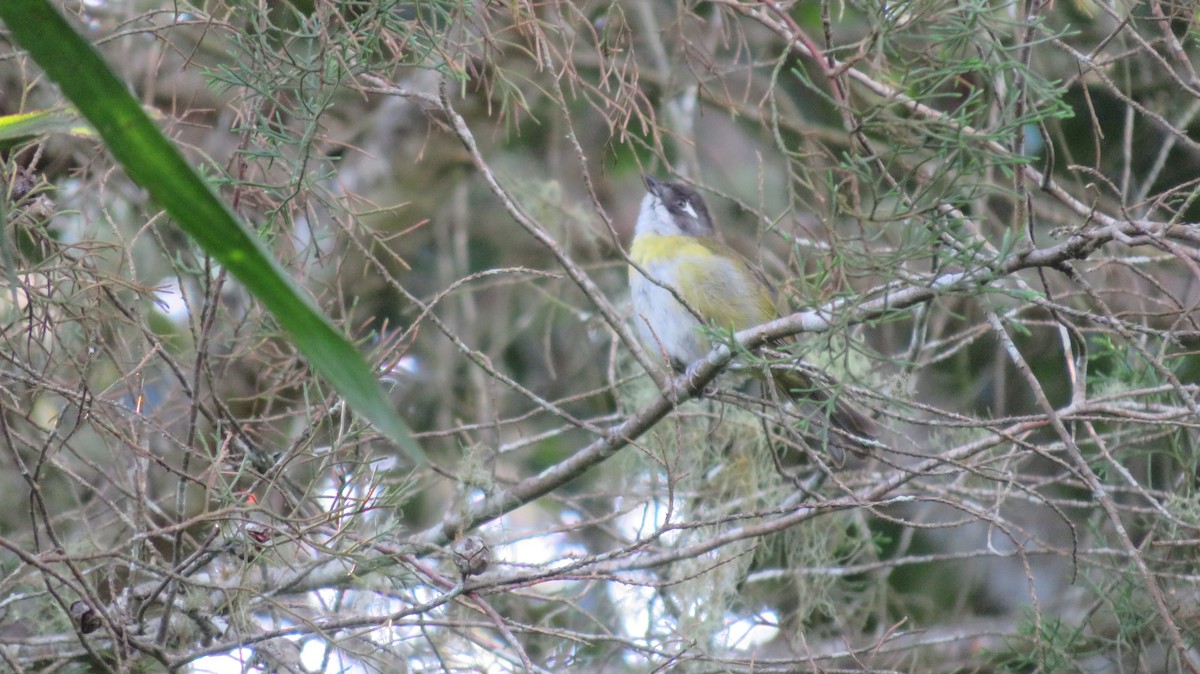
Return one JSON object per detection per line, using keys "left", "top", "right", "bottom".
{"left": 636, "top": 175, "right": 717, "bottom": 237}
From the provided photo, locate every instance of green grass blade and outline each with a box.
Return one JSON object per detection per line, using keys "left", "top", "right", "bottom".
{"left": 0, "top": 0, "right": 425, "bottom": 464}
{"left": 0, "top": 108, "right": 94, "bottom": 141}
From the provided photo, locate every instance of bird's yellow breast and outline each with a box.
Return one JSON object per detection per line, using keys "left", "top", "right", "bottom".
{"left": 629, "top": 233, "right": 778, "bottom": 337}
{"left": 629, "top": 233, "right": 715, "bottom": 268}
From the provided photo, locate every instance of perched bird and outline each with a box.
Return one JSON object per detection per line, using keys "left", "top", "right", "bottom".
{"left": 628, "top": 175, "right": 871, "bottom": 462}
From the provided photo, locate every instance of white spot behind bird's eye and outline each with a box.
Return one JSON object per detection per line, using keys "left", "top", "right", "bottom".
{"left": 680, "top": 201, "right": 697, "bottom": 220}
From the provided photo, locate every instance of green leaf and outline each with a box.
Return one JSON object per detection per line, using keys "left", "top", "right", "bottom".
{"left": 0, "top": 108, "right": 94, "bottom": 141}
{"left": 0, "top": 0, "right": 425, "bottom": 464}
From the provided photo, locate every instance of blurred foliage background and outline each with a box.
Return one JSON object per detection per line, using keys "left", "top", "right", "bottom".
{"left": 3, "top": 0, "right": 1200, "bottom": 671}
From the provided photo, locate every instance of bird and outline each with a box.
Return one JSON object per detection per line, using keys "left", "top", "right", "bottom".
{"left": 628, "top": 175, "right": 872, "bottom": 462}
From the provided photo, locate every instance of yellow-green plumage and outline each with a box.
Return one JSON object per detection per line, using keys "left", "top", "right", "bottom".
{"left": 629, "top": 233, "right": 777, "bottom": 366}
{"left": 630, "top": 176, "right": 872, "bottom": 460}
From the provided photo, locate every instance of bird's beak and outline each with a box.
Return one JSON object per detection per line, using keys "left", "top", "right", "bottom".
{"left": 642, "top": 174, "right": 661, "bottom": 195}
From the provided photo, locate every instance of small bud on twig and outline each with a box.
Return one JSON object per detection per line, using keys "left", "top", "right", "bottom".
{"left": 451, "top": 536, "right": 491, "bottom": 578}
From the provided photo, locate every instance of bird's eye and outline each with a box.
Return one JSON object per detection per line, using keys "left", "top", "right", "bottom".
{"left": 673, "top": 197, "right": 688, "bottom": 210}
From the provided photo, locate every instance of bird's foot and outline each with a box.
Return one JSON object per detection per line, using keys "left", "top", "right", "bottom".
{"left": 682, "top": 353, "right": 724, "bottom": 398}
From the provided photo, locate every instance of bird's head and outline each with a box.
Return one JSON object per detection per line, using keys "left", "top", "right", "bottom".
{"left": 636, "top": 175, "right": 717, "bottom": 238}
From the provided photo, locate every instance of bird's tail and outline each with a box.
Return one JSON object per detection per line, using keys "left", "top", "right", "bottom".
{"left": 769, "top": 365, "right": 874, "bottom": 466}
